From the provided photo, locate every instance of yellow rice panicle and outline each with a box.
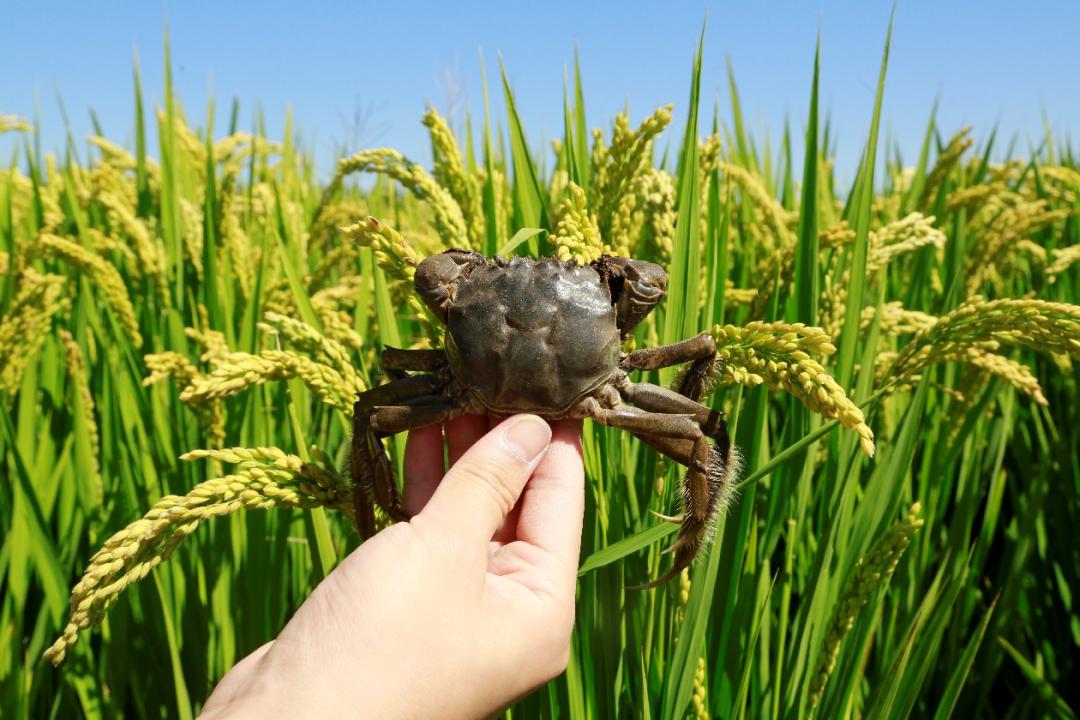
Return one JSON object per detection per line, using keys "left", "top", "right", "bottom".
{"left": 551, "top": 182, "right": 605, "bottom": 264}
{"left": 58, "top": 330, "right": 103, "bottom": 499}
{"left": 888, "top": 296, "right": 1080, "bottom": 398}
{"left": 259, "top": 311, "right": 365, "bottom": 394}
{"left": 809, "top": 503, "right": 924, "bottom": 712}
{"left": 338, "top": 216, "right": 440, "bottom": 337}
{"left": 309, "top": 244, "right": 359, "bottom": 291}
{"left": 0, "top": 114, "right": 32, "bottom": 134}
{"left": 965, "top": 196, "right": 1072, "bottom": 292}
{"left": 869, "top": 213, "right": 946, "bottom": 263}
{"left": 314, "top": 306, "right": 366, "bottom": 352}
{"left": 179, "top": 198, "right": 205, "bottom": 278}
{"left": 87, "top": 228, "right": 137, "bottom": 266}
{"left": 1046, "top": 243, "right": 1080, "bottom": 283}
{"left": 43, "top": 446, "right": 351, "bottom": 666}
{"left": 943, "top": 345, "right": 1047, "bottom": 405}
{"left": 38, "top": 235, "right": 143, "bottom": 347}
{"left": 338, "top": 215, "right": 423, "bottom": 284}
{"left": 820, "top": 221, "right": 856, "bottom": 249}
{"left": 594, "top": 105, "right": 673, "bottom": 235}
{"left": 0, "top": 269, "right": 69, "bottom": 394}
{"left": 309, "top": 276, "right": 368, "bottom": 350}
{"left": 818, "top": 213, "right": 946, "bottom": 335}
{"left": 724, "top": 283, "right": 758, "bottom": 307}
{"left": 87, "top": 136, "right": 136, "bottom": 169}
{"left": 1035, "top": 166, "right": 1080, "bottom": 203}
{"left": 310, "top": 274, "right": 365, "bottom": 309}
{"left": 187, "top": 304, "right": 230, "bottom": 367}
{"left": 698, "top": 133, "right": 723, "bottom": 179}
{"left": 142, "top": 351, "right": 200, "bottom": 389}
{"left": 318, "top": 148, "right": 467, "bottom": 246}
{"left": 606, "top": 185, "right": 641, "bottom": 257}
{"left": 180, "top": 349, "right": 357, "bottom": 414}
{"left": 309, "top": 197, "right": 369, "bottom": 246}
{"left": 751, "top": 221, "right": 856, "bottom": 318}
{"left": 946, "top": 181, "right": 1006, "bottom": 214}
{"left": 718, "top": 161, "right": 796, "bottom": 252}
{"left": 860, "top": 301, "right": 938, "bottom": 336}
{"left": 917, "top": 127, "right": 973, "bottom": 209}
{"left": 422, "top": 108, "right": 484, "bottom": 250}
{"left": 637, "top": 169, "right": 677, "bottom": 261}
{"left": 710, "top": 322, "right": 875, "bottom": 456}
{"left": 589, "top": 128, "right": 608, "bottom": 189}
{"left": 1014, "top": 239, "right": 1049, "bottom": 267}
{"left": 159, "top": 108, "right": 208, "bottom": 170}
{"left": 217, "top": 184, "right": 259, "bottom": 299}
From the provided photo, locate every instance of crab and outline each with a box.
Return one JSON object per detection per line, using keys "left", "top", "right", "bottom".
{"left": 352, "top": 250, "right": 739, "bottom": 585}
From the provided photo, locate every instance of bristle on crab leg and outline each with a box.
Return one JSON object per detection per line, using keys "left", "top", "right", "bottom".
{"left": 631, "top": 443, "right": 741, "bottom": 589}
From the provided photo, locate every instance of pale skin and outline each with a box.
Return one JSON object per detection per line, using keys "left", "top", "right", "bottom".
{"left": 200, "top": 414, "right": 585, "bottom": 719}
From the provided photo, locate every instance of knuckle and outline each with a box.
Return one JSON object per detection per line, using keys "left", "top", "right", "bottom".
{"left": 457, "top": 458, "right": 519, "bottom": 515}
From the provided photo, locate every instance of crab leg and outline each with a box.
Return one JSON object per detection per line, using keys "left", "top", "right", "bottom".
{"left": 626, "top": 384, "right": 738, "bottom": 587}
{"left": 621, "top": 381, "right": 728, "bottom": 441}
{"left": 620, "top": 332, "right": 717, "bottom": 400}
{"left": 352, "top": 375, "right": 452, "bottom": 538}
{"left": 585, "top": 403, "right": 726, "bottom": 587}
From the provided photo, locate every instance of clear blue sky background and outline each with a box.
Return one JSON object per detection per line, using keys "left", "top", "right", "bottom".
{"left": 3, "top": 1, "right": 1078, "bottom": 185}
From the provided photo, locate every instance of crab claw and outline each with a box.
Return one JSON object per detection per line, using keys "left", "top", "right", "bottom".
{"left": 415, "top": 250, "right": 485, "bottom": 321}
{"left": 604, "top": 256, "right": 667, "bottom": 336}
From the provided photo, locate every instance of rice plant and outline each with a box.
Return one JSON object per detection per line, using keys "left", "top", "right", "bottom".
{"left": 2, "top": 25, "right": 1079, "bottom": 719}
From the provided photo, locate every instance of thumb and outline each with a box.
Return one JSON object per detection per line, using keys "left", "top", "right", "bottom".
{"left": 418, "top": 414, "right": 552, "bottom": 546}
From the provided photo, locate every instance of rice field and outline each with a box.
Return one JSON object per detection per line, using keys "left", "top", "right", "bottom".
{"left": 2, "top": 26, "right": 1079, "bottom": 719}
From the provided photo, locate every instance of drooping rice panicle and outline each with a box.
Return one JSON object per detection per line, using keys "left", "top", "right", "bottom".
{"left": 916, "top": 127, "right": 973, "bottom": 209}
{"left": 887, "top": 296, "right": 1080, "bottom": 401}
{"left": 710, "top": 322, "right": 875, "bottom": 456}
{"left": 37, "top": 233, "right": 143, "bottom": 347}
{"left": 1046, "top": 243, "right": 1080, "bottom": 283}
{"left": 0, "top": 269, "right": 69, "bottom": 394}
{"left": 808, "top": 503, "right": 924, "bottom": 712}
{"left": 860, "top": 301, "right": 938, "bottom": 336}
{"left": 338, "top": 216, "right": 441, "bottom": 336}
{"left": 316, "top": 148, "right": 467, "bottom": 245}
{"left": 259, "top": 311, "right": 365, "bottom": 394}
{"left": 0, "top": 114, "right": 32, "bottom": 133}
{"left": 338, "top": 215, "right": 423, "bottom": 284}
{"left": 58, "top": 330, "right": 102, "bottom": 497}
{"left": 179, "top": 349, "right": 357, "bottom": 414}
{"left": 42, "top": 446, "right": 351, "bottom": 666}
{"left": 423, "top": 108, "right": 484, "bottom": 250}
{"left": 719, "top": 161, "right": 797, "bottom": 253}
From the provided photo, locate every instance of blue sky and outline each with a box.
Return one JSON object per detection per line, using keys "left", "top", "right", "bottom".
{"left": 3, "top": 1, "right": 1078, "bottom": 185}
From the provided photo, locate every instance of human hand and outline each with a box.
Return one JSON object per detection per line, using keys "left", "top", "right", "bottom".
{"left": 201, "top": 414, "right": 585, "bottom": 719}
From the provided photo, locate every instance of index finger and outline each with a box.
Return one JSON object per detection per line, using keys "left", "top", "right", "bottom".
{"left": 512, "top": 419, "right": 585, "bottom": 576}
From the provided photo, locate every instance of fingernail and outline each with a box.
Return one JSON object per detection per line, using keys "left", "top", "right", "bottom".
{"left": 503, "top": 415, "right": 552, "bottom": 463}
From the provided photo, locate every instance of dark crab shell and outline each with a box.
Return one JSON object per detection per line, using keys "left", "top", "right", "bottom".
{"left": 444, "top": 256, "right": 621, "bottom": 415}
